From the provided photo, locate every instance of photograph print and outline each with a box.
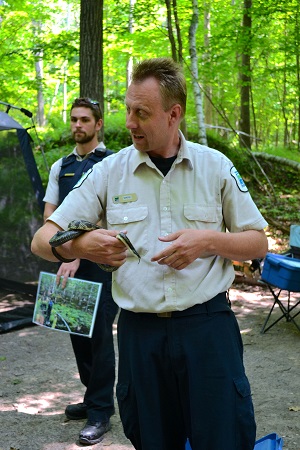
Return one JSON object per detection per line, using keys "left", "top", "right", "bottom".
{"left": 32, "top": 271, "right": 102, "bottom": 337}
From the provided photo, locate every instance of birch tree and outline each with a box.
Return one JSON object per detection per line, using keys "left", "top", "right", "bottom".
{"left": 33, "top": 21, "right": 45, "bottom": 127}
{"left": 203, "top": 2, "right": 212, "bottom": 127}
{"left": 188, "top": 0, "right": 207, "bottom": 145}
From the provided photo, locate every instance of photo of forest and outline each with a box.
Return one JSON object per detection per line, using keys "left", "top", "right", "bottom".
{"left": 33, "top": 271, "right": 102, "bottom": 337}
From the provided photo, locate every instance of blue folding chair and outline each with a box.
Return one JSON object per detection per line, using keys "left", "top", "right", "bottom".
{"left": 260, "top": 224, "right": 300, "bottom": 333}
{"left": 254, "top": 433, "right": 284, "bottom": 450}
{"left": 289, "top": 224, "right": 300, "bottom": 259}
{"left": 185, "top": 432, "right": 283, "bottom": 449}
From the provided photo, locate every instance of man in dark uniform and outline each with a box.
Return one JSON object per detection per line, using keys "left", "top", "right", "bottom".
{"left": 43, "top": 97, "right": 118, "bottom": 445}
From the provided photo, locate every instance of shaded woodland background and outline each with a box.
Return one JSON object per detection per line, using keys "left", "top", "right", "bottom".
{"left": 1, "top": 1, "right": 300, "bottom": 149}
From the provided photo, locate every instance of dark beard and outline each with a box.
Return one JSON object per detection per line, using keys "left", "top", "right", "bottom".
{"left": 73, "top": 132, "right": 95, "bottom": 144}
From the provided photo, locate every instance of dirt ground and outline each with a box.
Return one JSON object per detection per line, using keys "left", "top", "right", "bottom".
{"left": 0, "top": 284, "right": 299, "bottom": 450}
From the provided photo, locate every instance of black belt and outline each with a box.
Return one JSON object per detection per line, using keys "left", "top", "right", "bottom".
{"left": 127, "top": 292, "right": 231, "bottom": 319}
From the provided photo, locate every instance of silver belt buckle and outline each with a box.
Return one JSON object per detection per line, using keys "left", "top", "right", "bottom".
{"left": 157, "top": 312, "right": 172, "bottom": 318}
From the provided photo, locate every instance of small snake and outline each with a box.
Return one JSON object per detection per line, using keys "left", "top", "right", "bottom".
{"left": 49, "top": 220, "right": 141, "bottom": 272}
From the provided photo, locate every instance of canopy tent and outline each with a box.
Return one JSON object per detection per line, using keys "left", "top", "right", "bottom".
{"left": 0, "top": 106, "right": 53, "bottom": 332}
{"left": 0, "top": 112, "right": 25, "bottom": 130}
{"left": 0, "top": 110, "right": 45, "bottom": 211}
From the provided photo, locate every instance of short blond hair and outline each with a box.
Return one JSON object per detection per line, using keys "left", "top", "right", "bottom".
{"left": 131, "top": 58, "right": 187, "bottom": 118}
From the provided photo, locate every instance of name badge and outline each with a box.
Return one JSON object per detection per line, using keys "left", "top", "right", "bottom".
{"left": 113, "top": 193, "right": 138, "bottom": 204}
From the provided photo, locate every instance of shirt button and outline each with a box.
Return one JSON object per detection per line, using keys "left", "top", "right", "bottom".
{"left": 163, "top": 206, "right": 168, "bottom": 211}
{"left": 167, "top": 287, "right": 173, "bottom": 293}
{"left": 123, "top": 216, "right": 128, "bottom": 222}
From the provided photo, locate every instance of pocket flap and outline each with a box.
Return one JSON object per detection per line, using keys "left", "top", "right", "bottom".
{"left": 107, "top": 205, "right": 148, "bottom": 225}
{"left": 184, "top": 204, "right": 218, "bottom": 222}
{"left": 233, "top": 376, "right": 251, "bottom": 398}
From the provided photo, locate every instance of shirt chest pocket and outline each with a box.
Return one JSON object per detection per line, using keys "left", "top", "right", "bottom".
{"left": 183, "top": 204, "right": 222, "bottom": 229}
{"left": 106, "top": 205, "right": 149, "bottom": 255}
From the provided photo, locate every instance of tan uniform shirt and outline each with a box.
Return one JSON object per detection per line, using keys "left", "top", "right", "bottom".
{"left": 49, "top": 132, "right": 267, "bottom": 312}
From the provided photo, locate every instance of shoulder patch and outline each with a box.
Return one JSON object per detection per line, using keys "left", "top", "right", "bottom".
{"left": 73, "top": 167, "right": 93, "bottom": 189}
{"left": 230, "top": 166, "right": 248, "bottom": 192}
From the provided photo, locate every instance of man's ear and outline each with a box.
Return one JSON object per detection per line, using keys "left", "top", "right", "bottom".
{"left": 96, "top": 118, "right": 103, "bottom": 131}
{"left": 169, "top": 104, "right": 182, "bottom": 124}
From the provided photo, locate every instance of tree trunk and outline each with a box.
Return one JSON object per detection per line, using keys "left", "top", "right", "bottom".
{"left": 252, "top": 152, "right": 300, "bottom": 171}
{"left": 32, "top": 21, "right": 45, "bottom": 127}
{"left": 189, "top": 0, "right": 207, "bottom": 145}
{"left": 203, "top": 3, "right": 212, "bottom": 126}
{"left": 126, "top": 0, "right": 135, "bottom": 88}
{"left": 35, "top": 57, "right": 45, "bottom": 127}
{"left": 172, "top": 0, "right": 183, "bottom": 64}
{"left": 239, "top": 0, "right": 252, "bottom": 149}
{"left": 80, "top": 0, "right": 104, "bottom": 139}
{"left": 165, "top": 0, "right": 177, "bottom": 61}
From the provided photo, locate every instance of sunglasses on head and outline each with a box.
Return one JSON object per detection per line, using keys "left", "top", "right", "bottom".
{"left": 87, "top": 98, "right": 100, "bottom": 107}
{"left": 73, "top": 97, "right": 99, "bottom": 106}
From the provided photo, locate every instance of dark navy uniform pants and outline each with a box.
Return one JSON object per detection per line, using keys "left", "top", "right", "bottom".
{"left": 70, "top": 261, "right": 119, "bottom": 422}
{"left": 116, "top": 293, "right": 256, "bottom": 450}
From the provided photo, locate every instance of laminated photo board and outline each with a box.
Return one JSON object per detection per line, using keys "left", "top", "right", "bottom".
{"left": 33, "top": 272, "right": 102, "bottom": 337}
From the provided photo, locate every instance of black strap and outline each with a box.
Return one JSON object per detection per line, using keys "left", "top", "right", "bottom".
{"left": 51, "top": 246, "right": 76, "bottom": 263}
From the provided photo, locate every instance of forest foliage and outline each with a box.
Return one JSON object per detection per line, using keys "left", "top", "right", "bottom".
{"left": 1, "top": 0, "right": 300, "bottom": 151}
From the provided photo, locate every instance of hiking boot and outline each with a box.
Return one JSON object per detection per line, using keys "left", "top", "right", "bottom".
{"left": 65, "top": 402, "right": 88, "bottom": 420}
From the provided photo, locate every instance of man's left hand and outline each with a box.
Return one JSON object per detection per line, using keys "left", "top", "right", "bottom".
{"left": 151, "top": 229, "right": 210, "bottom": 270}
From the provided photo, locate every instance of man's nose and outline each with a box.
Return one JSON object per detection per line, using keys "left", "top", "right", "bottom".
{"left": 126, "top": 112, "right": 137, "bottom": 129}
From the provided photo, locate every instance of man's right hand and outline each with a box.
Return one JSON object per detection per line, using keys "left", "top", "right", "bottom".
{"left": 72, "top": 228, "right": 128, "bottom": 268}
{"left": 31, "top": 221, "right": 128, "bottom": 268}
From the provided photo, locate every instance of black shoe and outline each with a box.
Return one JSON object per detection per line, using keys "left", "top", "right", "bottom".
{"left": 79, "top": 419, "right": 111, "bottom": 445}
{"left": 65, "top": 402, "right": 87, "bottom": 420}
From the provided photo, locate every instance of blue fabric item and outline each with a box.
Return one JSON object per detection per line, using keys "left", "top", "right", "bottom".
{"left": 185, "top": 440, "right": 192, "bottom": 450}
{"left": 17, "top": 128, "right": 45, "bottom": 213}
{"left": 254, "top": 433, "right": 284, "bottom": 450}
{"left": 185, "top": 433, "right": 283, "bottom": 450}
{"left": 290, "top": 224, "right": 300, "bottom": 249}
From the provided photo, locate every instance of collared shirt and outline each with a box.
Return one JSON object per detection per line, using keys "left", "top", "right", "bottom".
{"left": 49, "top": 132, "right": 268, "bottom": 312}
{"left": 43, "top": 142, "right": 106, "bottom": 206}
